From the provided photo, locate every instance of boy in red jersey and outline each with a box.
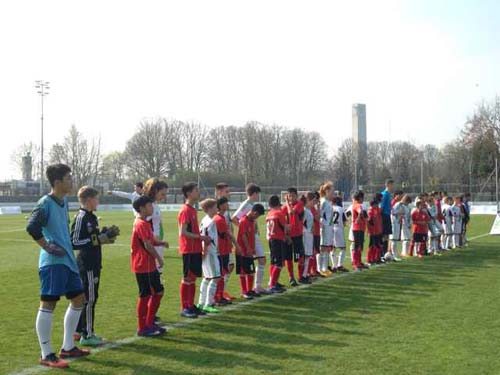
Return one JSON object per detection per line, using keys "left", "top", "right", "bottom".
{"left": 281, "top": 187, "right": 305, "bottom": 287}
{"left": 266, "top": 195, "right": 289, "bottom": 293}
{"left": 410, "top": 199, "right": 431, "bottom": 258}
{"left": 236, "top": 204, "right": 265, "bottom": 299}
{"left": 213, "top": 197, "right": 240, "bottom": 305}
{"left": 309, "top": 191, "right": 321, "bottom": 277}
{"left": 178, "top": 182, "right": 211, "bottom": 319}
{"left": 131, "top": 196, "right": 167, "bottom": 337}
{"left": 367, "top": 195, "right": 383, "bottom": 266}
{"left": 351, "top": 190, "right": 367, "bottom": 271}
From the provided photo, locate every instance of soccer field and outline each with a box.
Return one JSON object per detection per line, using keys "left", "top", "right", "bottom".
{"left": 1, "top": 212, "right": 499, "bottom": 375}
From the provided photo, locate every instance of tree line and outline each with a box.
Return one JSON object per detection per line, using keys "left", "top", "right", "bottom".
{"left": 10, "top": 95, "right": 500, "bottom": 197}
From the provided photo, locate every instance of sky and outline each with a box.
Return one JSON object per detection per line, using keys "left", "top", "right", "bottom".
{"left": 1, "top": 0, "right": 499, "bottom": 180}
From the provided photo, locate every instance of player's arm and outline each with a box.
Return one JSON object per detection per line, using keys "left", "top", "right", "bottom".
{"left": 71, "top": 214, "right": 93, "bottom": 249}
{"left": 108, "top": 190, "right": 133, "bottom": 200}
{"left": 26, "top": 202, "right": 65, "bottom": 257}
{"left": 241, "top": 231, "right": 252, "bottom": 254}
{"left": 179, "top": 222, "right": 210, "bottom": 246}
{"left": 143, "top": 239, "right": 164, "bottom": 268}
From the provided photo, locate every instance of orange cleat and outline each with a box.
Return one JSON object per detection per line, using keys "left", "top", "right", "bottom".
{"left": 40, "top": 354, "right": 70, "bottom": 368}
{"left": 223, "top": 291, "right": 236, "bottom": 301}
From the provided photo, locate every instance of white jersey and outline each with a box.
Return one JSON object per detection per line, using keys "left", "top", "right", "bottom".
{"left": 442, "top": 204, "right": 453, "bottom": 234}
{"left": 303, "top": 208, "right": 314, "bottom": 234}
{"left": 390, "top": 201, "right": 404, "bottom": 240}
{"left": 332, "top": 205, "right": 346, "bottom": 248}
{"left": 303, "top": 208, "right": 314, "bottom": 256}
{"left": 150, "top": 202, "right": 164, "bottom": 240}
{"left": 427, "top": 204, "right": 441, "bottom": 237}
{"left": 200, "top": 215, "right": 218, "bottom": 255}
{"left": 320, "top": 198, "right": 334, "bottom": 246}
{"left": 451, "top": 205, "right": 463, "bottom": 234}
{"left": 232, "top": 199, "right": 254, "bottom": 222}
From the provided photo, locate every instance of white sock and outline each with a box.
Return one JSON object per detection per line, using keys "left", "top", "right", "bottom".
{"left": 198, "top": 278, "right": 209, "bottom": 307}
{"left": 392, "top": 241, "right": 399, "bottom": 257}
{"left": 329, "top": 251, "right": 336, "bottom": 269}
{"left": 316, "top": 253, "right": 321, "bottom": 272}
{"left": 402, "top": 241, "right": 408, "bottom": 255}
{"left": 36, "top": 308, "right": 54, "bottom": 358}
{"left": 321, "top": 252, "right": 328, "bottom": 272}
{"left": 255, "top": 264, "right": 264, "bottom": 290}
{"left": 303, "top": 257, "right": 310, "bottom": 278}
{"left": 337, "top": 249, "right": 345, "bottom": 267}
{"left": 206, "top": 279, "right": 218, "bottom": 306}
{"left": 62, "top": 305, "right": 83, "bottom": 351}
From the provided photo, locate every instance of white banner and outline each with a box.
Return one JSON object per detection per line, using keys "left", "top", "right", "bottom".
{"left": 0, "top": 206, "right": 22, "bottom": 215}
{"left": 489, "top": 213, "right": 500, "bottom": 235}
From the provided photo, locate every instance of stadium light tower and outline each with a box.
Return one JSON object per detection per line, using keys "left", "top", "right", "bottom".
{"left": 35, "top": 80, "right": 50, "bottom": 194}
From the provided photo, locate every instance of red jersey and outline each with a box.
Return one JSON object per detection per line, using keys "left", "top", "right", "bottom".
{"left": 352, "top": 201, "right": 367, "bottom": 231}
{"left": 178, "top": 204, "right": 202, "bottom": 254}
{"left": 266, "top": 208, "right": 287, "bottom": 241}
{"left": 282, "top": 200, "right": 304, "bottom": 237}
{"left": 214, "top": 213, "right": 231, "bottom": 256}
{"left": 311, "top": 206, "right": 320, "bottom": 236}
{"left": 391, "top": 198, "right": 398, "bottom": 207}
{"left": 131, "top": 217, "right": 157, "bottom": 273}
{"left": 435, "top": 199, "right": 443, "bottom": 222}
{"left": 367, "top": 206, "right": 383, "bottom": 236}
{"left": 237, "top": 215, "right": 256, "bottom": 257}
{"left": 411, "top": 209, "right": 430, "bottom": 234}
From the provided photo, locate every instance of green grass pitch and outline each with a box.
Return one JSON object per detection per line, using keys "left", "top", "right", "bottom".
{"left": 1, "top": 212, "right": 499, "bottom": 374}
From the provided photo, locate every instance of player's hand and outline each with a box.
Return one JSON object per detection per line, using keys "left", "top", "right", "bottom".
{"left": 44, "top": 242, "right": 66, "bottom": 257}
{"left": 200, "top": 235, "right": 211, "bottom": 246}
{"left": 157, "top": 256, "right": 164, "bottom": 268}
{"left": 235, "top": 244, "right": 242, "bottom": 253}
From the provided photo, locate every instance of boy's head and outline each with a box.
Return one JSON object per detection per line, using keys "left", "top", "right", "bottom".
{"left": 453, "top": 195, "right": 462, "bottom": 204}
{"left": 248, "top": 203, "right": 265, "bottom": 220}
{"left": 217, "top": 197, "right": 229, "bottom": 212}
{"left": 182, "top": 182, "right": 199, "bottom": 201}
{"left": 352, "top": 190, "right": 364, "bottom": 203}
{"left": 215, "top": 182, "right": 230, "bottom": 198}
{"left": 78, "top": 186, "right": 100, "bottom": 211}
{"left": 373, "top": 192, "right": 383, "bottom": 204}
{"left": 286, "top": 187, "right": 298, "bottom": 203}
{"left": 46, "top": 164, "right": 72, "bottom": 193}
{"left": 401, "top": 194, "right": 412, "bottom": 204}
{"left": 143, "top": 178, "right": 168, "bottom": 202}
{"left": 133, "top": 195, "right": 154, "bottom": 217}
{"left": 313, "top": 191, "right": 320, "bottom": 204}
{"left": 319, "top": 181, "right": 333, "bottom": 199}
{"left": 464, "top": 192, "right": 471, "bottom": 201}
{"left": 134, "top": 181, "right": 144, "bottom": 194}
{"left": 415, "top": 199, "right": 424, "bottom": 209}
{"left": 385, "top": 178, "right": 394, "bottom": 192}
{"left": 444, "top": 196, "right": 453, "bottom": 205}
{"left": 268, "top": 195, "right": 281, "bottom": 209}
{"left": 393, "top": 190, "right": 404, "bottom": 200}
{"left": 333, "top": 196, "right": 343, "bottom": 207}
{"left": 245, "top": 183, "right": 261, "bottom": 201}
{"left": 370, "top": 198, "right": 378, "bottom": 207}
{"left": 200, "top": 198, "right": 218, "bottom": 216}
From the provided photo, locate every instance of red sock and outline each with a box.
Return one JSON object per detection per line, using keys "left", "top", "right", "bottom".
{"left": 146, "top": 293, "right": 163, "bottom": 326}
{"left": 418, "top": 242, "right": 426, "bottom": 256}
{"left": 285, "top": 260, "right": 294, "bottom": 279}
{"left": 409, "top": 241, "right": 415, "bottom": 256}
{"left": 309, "top": 255, "right": 317, "bottom": 274}
{"left": 239, "top": 275, "right": 247, "bottom": 294}
{"left": 246, "top": 274, "right": 254, "bottom": 292}
{"left": 270, "top": 266, "right": 281, "bottom": 287}
{"left": 298, "top": 257, "right": 304, "bottom": 278}
{"left": 188, "top": 281, "right": 196, "bottom": 308}
{"left": 180, "top": 282, "right": 189, "bottom": 310}
{"left": 215, "top": 277, "right": 224, "bottom": 301}
{"left": 137, "top": 296, "right": 149, "bottom": 331}
{"left": 367, "top": 246, "right": 372, "bottom": 263}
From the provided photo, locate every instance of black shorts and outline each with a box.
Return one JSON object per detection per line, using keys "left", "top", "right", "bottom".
{"left": 313, "top": 235, "right": 320, "bottom": 252}
{"left": 182, "top": 253, "right": 203, "bottom": 278}
{"left": 219, "top": 254, "right": 230, "bottom": 274}
{"left": 382, "top": 214, "right": 392, "bottom": 236}
{"left": 235, "top": 255, "right": 255, "bottom": 275}
{"left": 353, "top": 230, "right": 365, "bottom": 250}
{"left": 413, "top": 233, "right": 428, "bottom": 243}
{"left": 369, "top": 235, "right": 382, "bottom": 247}
{"left": 269, "top": 239, "right": 284, "bottom": 267}
{"left": 135, "top": 270, "right": 164, "bottom": 297}
{"left": 291, "top": 235, "right": 305, "bottom": 262}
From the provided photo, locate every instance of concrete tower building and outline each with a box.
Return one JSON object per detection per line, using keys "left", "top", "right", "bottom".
{"left": 352, "top": 104, "right": 367, "bottom": 188}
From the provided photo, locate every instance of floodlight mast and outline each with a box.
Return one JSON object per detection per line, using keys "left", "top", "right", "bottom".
{"left": 35, "top": 80, "right": 50, "bottom": 194}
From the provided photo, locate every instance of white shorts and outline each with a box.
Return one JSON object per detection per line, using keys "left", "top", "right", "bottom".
{"left": 443, "top": 222, "right": 453, "bottom": 235}
{"left": 429, "top": 222, "right": 441, "bottom": 237}
{"left": 452, "top": 223, "right": 462, "bottom": 235}
{"left": 320, "top": 225, "right": 334, "bottom": 247}
{"left": 401, "top": 225, "right": 411, "bottom": 241}
{"left": 202, "top": 252, "right": 221, "bottom": 279}
{"left": 333, "top": 227, "right": 345, "bottom": 248}
{"left": 254, "top": 234, "right": 265, "bottom": 258}
{"left": 303, "top": 231, "right": 314, "bottom": 256}
{"left": 390, "top": 223, "right": 402, "bottom": 241}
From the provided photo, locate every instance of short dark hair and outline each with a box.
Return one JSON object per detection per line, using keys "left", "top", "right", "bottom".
{"left": 373, "top": 192, "right": 383, "bottom": 204}
{"left": 251, "top": 203, "right": 265, "bottom": 215}
{"left": 217, "top": 197, "right": 229, "bottom": 208}
{"left": 313, "top": 191, "right": 320, "bottom": 200}
{"left": 268, "top": 195, "right": 281, "bottom": 208}
{"left": 287, "top": 187, "right": 298, "bottom": 195}
{"left": 133, "top": 195, "right": 153, "bottom": 213}
{"left": 46, "top": 164, "right": 71, "bottom": 187}
{"left": 394, "top": 190, "right": 404, "bottom": 196}
{"left": 352, "top": 190, "right": 364, "bottom": 201}
{"left": 333, "top": 197, "right": 343, "bottom": 207}
{"left": 246, "top": 183, "right": 261, "bottom": 196}
{"left": 135, "top": 181, "right": 144, "bottom": 189}
{"left": 215, "top": 182, "right": 229, "bottom": 191}
{"left": 182, "top": 182, "right": 198, "bottom": 198}
{"left": 385, "top": 179, "right": 394, "bottom": 186}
